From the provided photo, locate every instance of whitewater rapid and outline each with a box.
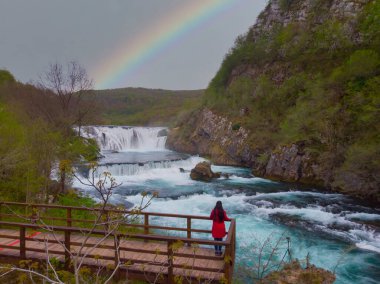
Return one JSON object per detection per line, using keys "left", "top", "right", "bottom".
{"left": 74, "top": 126, "right": 380, "bottom": 284}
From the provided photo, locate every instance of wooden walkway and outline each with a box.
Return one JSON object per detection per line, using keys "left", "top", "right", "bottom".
{"left": 0, "top": 202, "right": 236, "bottom": 283}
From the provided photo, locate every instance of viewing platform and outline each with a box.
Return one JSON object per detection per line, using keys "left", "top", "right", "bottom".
{"left": 0, "top": 201, "right": 236, "bottom": 283}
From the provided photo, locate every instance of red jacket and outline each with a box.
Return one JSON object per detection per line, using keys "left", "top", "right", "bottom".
{"left": 210, "top": 209, "right": 231, "bottom": 238}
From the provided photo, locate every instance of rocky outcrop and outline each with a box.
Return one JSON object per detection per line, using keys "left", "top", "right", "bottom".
{"left": 333, "top": 170, "right": 380, "bottom": 203}
{"left": 262, "top": 143, "right": 328, "bottom": 185}
{"left": 190, "top": 162, "right": 220, "bottom": 182}
{"left": 252, "top": 0, "right": 367, "bottom": 37}
{"left": 167, "top": 108, "right": 255, "bottom": 166}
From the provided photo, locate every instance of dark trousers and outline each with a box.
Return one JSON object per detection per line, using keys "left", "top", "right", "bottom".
{"left": 214, "top": 238, "right": 222, "bottom": 251}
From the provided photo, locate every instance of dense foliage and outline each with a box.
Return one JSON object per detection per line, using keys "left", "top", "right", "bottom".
{"left": 203, "top": 1, "right": 379, "bottom": 196}
{"left": 0, "top": 73, "right": 99, "bottom": 202}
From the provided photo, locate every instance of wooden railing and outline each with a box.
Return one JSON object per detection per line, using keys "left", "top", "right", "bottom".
{"left": 0, "top": 201, "right": 236, "bottom": 283}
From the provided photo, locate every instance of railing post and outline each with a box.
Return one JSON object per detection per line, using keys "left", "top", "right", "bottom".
{"left": 67, "top": 208, "right": 72, "bottom": 227}
{"left": 167, "top": 240, "right": 174, "bottom": 284}
{"left": 187, "top": 217, "right": 191, "bottom": 246}
{"left": 64, "top": 230, "right": 71, "bottom": 270}
{"left": 31, "top": 205, "right": 37, "bottom": 223}
{"left": 0, "top": 203, "right": 2, "bottom": 228}
{"left": 114, "top": 234, "right": 120, "bottom": 267}
{"left": 232, "top": 221, "right": 236, "bottom": 274}
{"left": 144, "top": 214, "right": 149, "bottom": 242}
{"left": 20, "top": 226, "right": 26, "bottom": 259}
{"left": 224, "top": 243, "right": 232, "bottom": 284}
{"left": 104, "top": 210, "right": 109, "bottom": 232}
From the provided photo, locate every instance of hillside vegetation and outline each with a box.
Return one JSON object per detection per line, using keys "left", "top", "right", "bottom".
{"left": 169, "top": 0, "right": 380, "bottom": 202}
{"left": 92, "top": 88, "right": 203, "bottom": 126}
{"left": 0, "top": 69, "right": 98, "bottom": 203}
{"left": 0, "top": 66, "right": 202, "bottom": 202}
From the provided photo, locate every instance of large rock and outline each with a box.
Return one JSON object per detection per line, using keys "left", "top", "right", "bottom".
{"left": 190, "top": 162, "right": 220, "bottom": 182}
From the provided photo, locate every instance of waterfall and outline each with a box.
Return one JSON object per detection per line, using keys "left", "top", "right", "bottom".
{"left": 93, "top": 156, "right": 204, "bottom": 177}
{"left": 80, "top": 126, "right": 168, "bottom": 152}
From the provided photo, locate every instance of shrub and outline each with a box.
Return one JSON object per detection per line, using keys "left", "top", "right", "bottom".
{"left": 232, "top": 123, "right": 241, "bottom": 131}
{"left": 0, "top": 70, "right": 15, "bottom": 85}
{"left": 331, "top": 49, "right": 380, "bottom": 84}
{"left": 279, "top": 0, "right": 294, "bottom": 11}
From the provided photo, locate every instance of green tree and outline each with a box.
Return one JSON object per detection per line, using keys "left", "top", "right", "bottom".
{"left": 0, "top": 70, "right": 15, "bottom": 85}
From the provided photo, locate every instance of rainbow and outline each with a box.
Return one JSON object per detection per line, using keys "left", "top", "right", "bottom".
{"left": 94, "top": 0, "right": 236, "bottom": 89}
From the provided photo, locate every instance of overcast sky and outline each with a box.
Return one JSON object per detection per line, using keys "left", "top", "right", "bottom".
{"left": 0, "top": 0, "right": 268, "bottom": 90}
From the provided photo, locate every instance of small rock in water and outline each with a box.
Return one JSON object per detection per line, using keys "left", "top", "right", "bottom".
{"left": 221, "top": 173, "right": 230, "bottom": 179}
{"left": 179, "top": 168, "right": 186, "bottom": 173}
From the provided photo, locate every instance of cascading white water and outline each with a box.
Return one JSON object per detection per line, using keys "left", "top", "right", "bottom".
{"left": 94, "top": 156, "right": 204, "bottom": 177}
{"left": 80, "top": 126, "right": 167, "bottom": 152}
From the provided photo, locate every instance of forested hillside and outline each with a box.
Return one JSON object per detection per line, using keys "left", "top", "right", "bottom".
{"left": 0, "top": 67, "right": 98, "bottom": 203}
{"left": 92, "top": 88, "right": 203, "bottom": 126}
{"left": 168, "top": 0, "right": 380, "bottom": 203}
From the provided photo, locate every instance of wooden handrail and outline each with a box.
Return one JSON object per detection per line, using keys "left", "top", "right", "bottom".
{"left": 0, "top": 221, "right": 230, "bottom": 246}
{"left": 0, "top": 213, "right": 213, "bottom": 234}
{"left": 0, "top": 201, "right": 223, "bottom": 221}
{"left": 0, "top": 201, "right": 237, "bottom": 283}
{"left": 0, "top": 201, "right": 235, "bottom": 239}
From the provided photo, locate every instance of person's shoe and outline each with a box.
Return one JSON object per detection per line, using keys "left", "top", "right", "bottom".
{"left": 215, "top": 251, "right": 219, "bottom": 256}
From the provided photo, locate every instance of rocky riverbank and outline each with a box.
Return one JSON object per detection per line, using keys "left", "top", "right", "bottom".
{"left": 167, "top": 107, "right": 379, "bottom": 204}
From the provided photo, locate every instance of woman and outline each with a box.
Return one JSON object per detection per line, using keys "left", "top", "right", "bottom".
{"left": 210, "top": 200, "right": 231, "bottom": 256}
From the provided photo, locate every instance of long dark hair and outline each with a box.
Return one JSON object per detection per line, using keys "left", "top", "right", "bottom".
{"left": 214, "top": 201, "right": 224, "bottom": 221}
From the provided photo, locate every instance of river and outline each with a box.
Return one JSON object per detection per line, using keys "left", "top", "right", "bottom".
{"left": 75, "top": 126, "right": 380, "bottom": 283}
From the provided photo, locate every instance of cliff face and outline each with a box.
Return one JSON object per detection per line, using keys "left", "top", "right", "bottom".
{"left": 167, "top": 109, "right": 253, "bottom": 166}
{"left": 167, "top": 0, "right": 379, "bottom": 203}
{"left": 253, "top": 0, "right": 366, "bottom": 32}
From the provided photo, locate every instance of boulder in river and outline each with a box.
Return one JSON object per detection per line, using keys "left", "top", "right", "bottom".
{"left": 190, "top": 162, "right": 220, "bottom": 182}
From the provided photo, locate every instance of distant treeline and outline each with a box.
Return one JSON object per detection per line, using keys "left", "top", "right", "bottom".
{"left": 91, "top": 87, "right": 203, "bottom": 126}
